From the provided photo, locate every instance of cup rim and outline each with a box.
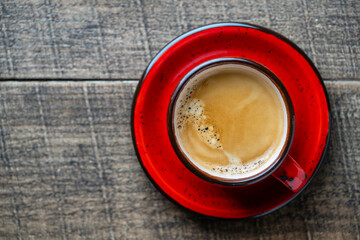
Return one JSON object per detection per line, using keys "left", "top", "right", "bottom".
{"left": 167, "top": 58, "right": 295, "bottom": 186}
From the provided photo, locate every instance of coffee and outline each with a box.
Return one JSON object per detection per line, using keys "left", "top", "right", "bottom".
{"left": 173, "top": 63, "right": 289, "bottom": 180}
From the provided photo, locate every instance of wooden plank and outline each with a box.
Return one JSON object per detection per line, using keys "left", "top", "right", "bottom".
{"left": 0, "top": 80, "right": 358, "bottom": 239}
{"left": 0, "top": 0, "right": 359, "bottom": 80}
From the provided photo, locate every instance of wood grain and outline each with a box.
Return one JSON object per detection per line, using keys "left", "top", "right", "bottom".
{"left": 0, "top": 0, "right": 359, "bottom": 80}
{"left": 0, "top": 81, "right": 358, "bottom": 240}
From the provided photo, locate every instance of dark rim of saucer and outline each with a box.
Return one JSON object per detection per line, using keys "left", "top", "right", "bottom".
{"left": 167, "top": 58, "right": 295, "bottom": 186}
{"left": 131, "top": 22, "right": 331, "bottom": 219}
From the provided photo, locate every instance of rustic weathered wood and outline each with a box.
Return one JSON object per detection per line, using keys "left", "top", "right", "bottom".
{"left": 1, "top": 0, "right": 359, "bottom": 238}
{"left": 0, "top": 0, "right": 359, "bottom": 80}
{"left": 0, "top": 81, "right": 358, "bottom": 239}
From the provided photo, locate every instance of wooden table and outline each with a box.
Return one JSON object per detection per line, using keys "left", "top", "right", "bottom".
{"left": 0, "top": 1, "right": 359, "bottom": 239}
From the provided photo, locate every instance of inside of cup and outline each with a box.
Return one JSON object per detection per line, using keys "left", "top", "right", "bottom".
{"left": 171, "top": 60, "right": 291, "bottom": 183}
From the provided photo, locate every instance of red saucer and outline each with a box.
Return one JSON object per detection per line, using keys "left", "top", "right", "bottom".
{"left": 131, "top": 23, "right": 330, "bottom": 219}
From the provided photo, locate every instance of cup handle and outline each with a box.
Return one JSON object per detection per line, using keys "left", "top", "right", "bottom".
{"left": 272, "top": 155, "right": 308, "bottom": 192}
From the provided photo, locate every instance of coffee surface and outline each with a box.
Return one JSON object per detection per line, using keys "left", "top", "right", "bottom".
{"left": 175, "top": 65, "right": 287, "bottom": 179}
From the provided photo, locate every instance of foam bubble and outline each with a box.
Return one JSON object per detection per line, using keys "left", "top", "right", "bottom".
{"left": 177, "top": 98, "right": 223, "bottom": 150}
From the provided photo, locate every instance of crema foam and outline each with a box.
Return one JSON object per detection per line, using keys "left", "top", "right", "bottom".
{"left": 174, "top": 64, "right": 288, "bottom": 180}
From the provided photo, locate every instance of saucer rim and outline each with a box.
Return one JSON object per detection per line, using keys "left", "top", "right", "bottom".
{"left": 131, "top": 22, "right": 331, "bottom": 219}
